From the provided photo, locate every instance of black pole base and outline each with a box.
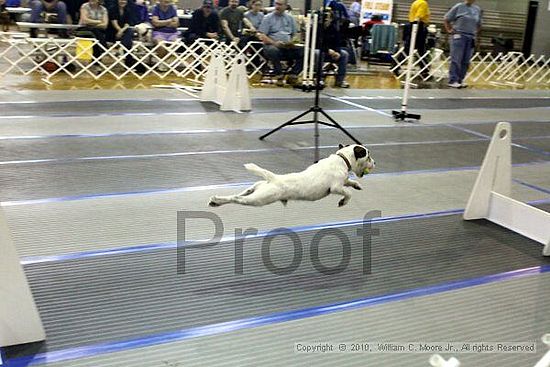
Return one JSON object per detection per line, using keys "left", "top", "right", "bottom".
{"left": 392, "top": 110, "right": 421, "bottom": 122}
{"left": 259, "top": 106, "right": 361, "bottom": 144}
{"left": 294, "top": 82, "right": 325, "bottom": 92}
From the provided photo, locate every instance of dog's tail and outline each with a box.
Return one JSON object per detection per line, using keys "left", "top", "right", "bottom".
{"left": 244, "top": 163, "right": 276, "bottom": 182}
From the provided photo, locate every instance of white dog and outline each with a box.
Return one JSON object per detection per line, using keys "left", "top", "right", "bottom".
{"left": 208, "top": 144, "right": 375, "bottom": 207}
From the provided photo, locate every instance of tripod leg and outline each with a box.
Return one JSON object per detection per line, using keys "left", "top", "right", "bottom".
{"left": 259, "top": 108, "right": 314, "bottom": 140}
{"left": 319, "top": 109, "right": 362, "bottom": 145}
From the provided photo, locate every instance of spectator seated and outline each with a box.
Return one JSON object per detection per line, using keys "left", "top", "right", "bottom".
{"left": 219, "top": 0, "right": 255, "bottom": 47}
{"left": 315, "top": 9, "right": 349, "bottom": 88}
{"left": 29, "top": 0, "right": 69, "bottom": 37}
{"left": 1, "top": 0, "right": 9, "bottom": 31}
{"left": 257, "top": 0, "right": 303, "bottom": 86}
{"left": 361, "top": 14, "right": 383, "bottom": 57}
{"left": 183, "top": 0, "right": 219, "bottom": 44}
{"left": 151, "top": 0, "right": 179, "bottom": 43}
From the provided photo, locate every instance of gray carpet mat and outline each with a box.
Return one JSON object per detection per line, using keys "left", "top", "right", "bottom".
{"left": 5, "top": 208, "right": 550, "bottom": 359}
{"left": 2, "top": 98, "right": 550, "bottom": 118}
{"left": 351, "top": 98, "right": 550, "bottom": 110}
{"left": 0, "top": 141, "right": 547, "bottom": 201}
{"left": 0, "top": 98, "right": 355, "bottom": 117}
{"left": 0, "top": 125, "right": 480, "bottom": 162}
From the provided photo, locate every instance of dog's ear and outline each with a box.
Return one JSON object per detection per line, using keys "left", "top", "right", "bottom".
{"left": 338, "top": 144, "right": 344, "bottom": 149}
{"left": 353, "top": 146, "right": 367, "bottom": 160}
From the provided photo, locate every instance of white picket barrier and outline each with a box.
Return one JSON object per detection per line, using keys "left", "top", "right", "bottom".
{"left": 464, "top": 122, "right": 550, "bottom": 257}
{"left": 0, "top": 34, "right": 267, "bottom": 83}
{"left": 391, "top": 50, "right": 550, "bottom": 87}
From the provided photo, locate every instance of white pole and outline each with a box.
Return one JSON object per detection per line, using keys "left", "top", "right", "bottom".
{"left": 309, "top": 13, "right": 318, "bottom": 83}
{"left": 0, "top": 208, "right": 45, "bottom": 347}
{"left": 302, "top": 13, "right": 311, "bottom": 85}
{"left": 534, "top": 334, "right": 550, "bottom": 367}
{"left": 401, "top": 22, "right": 418, "bottom": 114}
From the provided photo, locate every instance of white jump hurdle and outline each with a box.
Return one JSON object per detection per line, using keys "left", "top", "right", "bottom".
{"left": 200, "top": 52, "right": 251, "bottom": 112}
{"left": 535, "top": 334, "right": 550, "bottom": 367}
{"left": 430, "top": 354, "right": 460, "bottom": 367}
{"left": 464, "top": 122, "right": 550, "bottom": 257}
{"left": 0, "top": 208, "right": 45, "bottom": 347}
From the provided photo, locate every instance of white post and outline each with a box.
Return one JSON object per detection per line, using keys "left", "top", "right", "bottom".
{"left": 430, "top": 354, "right": 460, "bottom": 367}
{"left": 0, "top": 208, "right": 45, "bottom": 347}
{"left": 464, "top": 122, "right": 550, "bottom": 257}
{"left": 534, "top": 334, "right": 550, "bottom": 367}
{"left": 309, "top": 13, "right": 318, "bottom": 83}
{"left": 302, "top": 13, "right": 312, "bottom": 85}
{"left": 401, "top": 23, "right": 418, "bottom": 114}
{"left": 464, "top": 121, "right": 511, "bottom": 219}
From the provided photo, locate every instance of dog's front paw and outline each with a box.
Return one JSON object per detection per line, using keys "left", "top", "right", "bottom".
{"left": 208, "top": 197, "right": 221, "bottom": 207}
{"left": 338, "top": 198, "right": 349, "bottom": 207}
{"left": 346, "top": 180, "right": 362, "bottom": 190}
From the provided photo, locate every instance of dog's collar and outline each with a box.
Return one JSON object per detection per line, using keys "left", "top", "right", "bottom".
{"left": 336, "top": 152, "right": 352, "bottom": 172}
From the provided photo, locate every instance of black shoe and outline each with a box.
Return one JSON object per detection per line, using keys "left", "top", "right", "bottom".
{"left": 30, "top": 29, "right": 38, "bottom": 38}
{"left": 335, "top": 81, "right": 350, "bottom": 88}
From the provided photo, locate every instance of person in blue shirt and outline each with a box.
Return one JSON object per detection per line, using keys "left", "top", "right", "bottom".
{"left": 444, "top": 0, "right": 482, "bottom": 88}
{"left": 258, "top": 0, "right": 303, "bottom": 86}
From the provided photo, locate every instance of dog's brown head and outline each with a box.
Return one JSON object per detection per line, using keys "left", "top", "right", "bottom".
{"left": 337, "top": 144, "right": 376, "bottom": 177}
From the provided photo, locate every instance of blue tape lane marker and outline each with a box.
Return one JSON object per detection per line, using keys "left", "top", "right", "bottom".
{"left": 20, "top": 197, "right": 550, "bottom": 266}
{"left": 447, "top": 124, "right": 550, "bottom": 157}
{"left": 0, "top": 123, "right": 452, "bottom": 141}
{"left": 514, "top": 179, "right": 550, "bottom": 195}
{"left": 2, "top": 160, "right": 548, "bottom": 207}
{"left": 19, "top": 207, "right": 465, "bottom": 265}
{"left": 0, "top": 121, "right": 548, "bottom": 141}
{"left": 0, "top": 138, "right": 497, "bottom": 166}
{"left": 446, "top": 124, "right": 492, "bottom": 139}
{"left": 0, "top": 98, "right": 198, "bottom": 105}
{"left": 0, "top": 109, "right": 365, "bottom": 120}
{"left": 329, "top": 96, "right": 393, "bottom": 117}
{"left": 6, "top": 265, "right": 550, "bottom": 367}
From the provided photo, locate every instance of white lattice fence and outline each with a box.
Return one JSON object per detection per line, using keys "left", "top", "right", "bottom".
{"left": 391, "top": 49, "right": 550, "bottom": 87}
{"left": 0, "top": 33, "right": 267, "bottom": 83}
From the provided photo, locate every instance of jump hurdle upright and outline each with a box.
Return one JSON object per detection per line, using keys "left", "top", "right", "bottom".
{"left": 464, "top": 122, "right": 550, "bottom": 257}
{"left": 430, "top": 354, "right": 460, "bottom": 367}
{"left": 0, "top": 208, "right": 45, "bottom": 347}
{"left": 199, "top": 52, "right": 251, "bottom": 112}
{"left": 535, "top": 334, "right": 550, "bottom": 367}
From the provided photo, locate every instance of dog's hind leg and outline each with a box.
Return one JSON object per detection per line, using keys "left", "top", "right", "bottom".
{"left": 226, "top": 185, "right": 281, "bottom": 207}
{"left": 208, "top": 195, "right": 233, "bottom": 207}
{"left": 209, "top": 182, "right": 265, "bottom": 207}
{"left": 209, "top": 184, "right": 281, "bottom": 207}
{"left": 235, "top": 181, "right": 265, "bottom": 197}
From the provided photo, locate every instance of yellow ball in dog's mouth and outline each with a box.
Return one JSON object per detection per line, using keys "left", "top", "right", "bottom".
{"left": 363, "top": 167, "right": 371, "bottom": 175}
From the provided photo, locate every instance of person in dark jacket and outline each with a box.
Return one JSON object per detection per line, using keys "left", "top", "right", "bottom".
{"left": 184, "top": 0, "right": 220, "bottom": 44}
{"left": 316, "top": 9, "right": 349, "bottom": 88}
{"left": 108, "top": 0, "right": 145, "bottom": 71}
